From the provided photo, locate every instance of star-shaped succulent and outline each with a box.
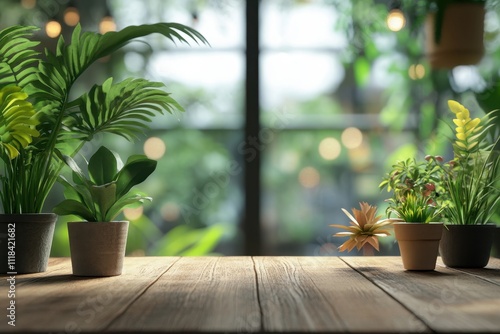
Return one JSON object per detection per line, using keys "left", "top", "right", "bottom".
{"left": 330, "top": 202, "right": 399, "bottom": 256}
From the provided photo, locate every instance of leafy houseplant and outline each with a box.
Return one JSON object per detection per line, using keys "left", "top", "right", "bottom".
{"left": 379, "top": 156, "right": 445, "bottom": 270}
{"left": 0, "top": 23, "right": 208, "bottom": 273}
{"left": 54, "top": 146, "right": 156, "bottom": 222}
{"left": 438, "top": 100, "right": 500, "bottom": 268}
{"left": 54, "top": 146, "right": 157, "bottom": 276}
{"left": 380, "top": 156, "right": 446, "bottom": 223}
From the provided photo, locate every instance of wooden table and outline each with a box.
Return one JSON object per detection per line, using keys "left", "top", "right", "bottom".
{"left": 2, "top": 256, "right": 500, "bottom": 333}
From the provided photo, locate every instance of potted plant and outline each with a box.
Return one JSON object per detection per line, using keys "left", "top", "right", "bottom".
{"left": 0, "top": 23, "right": 207, "bottom": 273}
{"left": 53, "top": 146, "right": 156, "bottom": 276}
{"left": 380, "top": 156, "right": 446, "bottom": 270}
{"left": 330, "top": 202, "right": 398, "bottom": 256}
{"left": 424, "top": 0, "right": 486, "bottom": 68}
{"left": 438, "top": 100, "right": 500, "bottom": 268}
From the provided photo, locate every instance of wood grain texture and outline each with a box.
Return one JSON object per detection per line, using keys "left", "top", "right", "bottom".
{"left": 254, "top": 257, "right": 429, "bottom": 333}
{"left": 0, "top": 257, "right": 178, "bottom": 332}
{"left": 437, "top": 257, "right": 500, "bottom": 286}
{"left": 2, "top": 256, "right": 500, "bottom": 333}
{"left": 343, "top": 256, "right": 500, "bottom": 333}
{"left": 108, "top": 256, "right": 261, "bottom": 333}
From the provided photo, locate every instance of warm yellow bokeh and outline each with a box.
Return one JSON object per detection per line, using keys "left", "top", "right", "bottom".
{"left": 386, "top": 9, "right": 405, "bottom": 32}
{"left": 46, "top": 20, "right": 62, "bottom": 38}
{"left": 144, "top": 137, "right": 167, "bottom": 160}
{"left": 64, "top": 7, "right": 80, "bottom": 26}
{"left": 298, "top": 167, "right": 320, "bottom": 188}
{"left": 318, "top": 137, "right": 341, "bottom": 160}
{"left": 341, "top": 127, "right": 363, "bottom": 149}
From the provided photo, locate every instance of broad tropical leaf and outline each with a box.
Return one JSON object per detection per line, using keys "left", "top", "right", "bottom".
{"left": 106, "top": 192, "right": 152, "bottom": 222}
{"left": 88, "top": 146, "right": 121, "bottom": 184}
{"left": 53, "top": 199, "right": 96, "bottom": 222}
{"left": 115, "top": 155, "right": 157, "bottom": 198}
{"left": 0, "top": 86, "right": 39, "bottom": 159}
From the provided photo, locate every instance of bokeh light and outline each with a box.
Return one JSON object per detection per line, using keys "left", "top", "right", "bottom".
{"left": 144, "top": 137, "right": 166, "bottom": 160}
{"left": 386, "top": 9, "right": 406, "bottom": 32}
{"left": 341, "top": 127, "right": 363, "bottom": 149}
{"left": 318, "top": 137, "right": 341, "bottom": 160}
{"left": 99, "top": 16, "right": 117, "bottom": 34}
{"left": 408, "top": 64, "right": 426, "bottom": 80}
{"left": 298, "top": 167, "right": 320, "bottom": 188}
{"left": 64, "top": 7, "right": 80, "bottom": 26}
{"left": 161, "top": 202, "right": 180, "bottom": 221}
{"left": 21, "top": 0, "right": 36, "bottom": 9}
{"left": 124, "top": 206, "right": 144, "bottom": 221}
{"left": 45, "top": 20, "right": 62, "bottom": 38}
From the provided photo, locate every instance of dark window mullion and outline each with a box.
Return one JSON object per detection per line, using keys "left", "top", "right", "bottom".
{"left": 243, "top": 0, "right": 261, "bottom": 255}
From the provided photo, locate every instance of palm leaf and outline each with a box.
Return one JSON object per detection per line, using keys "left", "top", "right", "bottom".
{"left": 0, "top": 26, "right": 40, "bottom": 88}
{"left": 67, "top": 78, "right": 180, "bottom": 142}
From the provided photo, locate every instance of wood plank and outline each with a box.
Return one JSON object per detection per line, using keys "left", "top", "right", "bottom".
{"left": 6, "top": 258, "right": 72, "bottom": 287}
{"left": 0, "top": 257, "right": 179, "bottom": 332}
{"left": 108, "top": 256, "right": 260, "bottom": 333}
{"left": 343, "top": 256, "right": 500, "bottom": 333}
{"left": 437, "top": 257, "right": 500, "bottom": 286}
{"left": 254, "top": 257, "right": 429, "bottom": 333}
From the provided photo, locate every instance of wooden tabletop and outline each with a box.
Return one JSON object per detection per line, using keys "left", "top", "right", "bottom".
{"left": 1, "top": 256, "right": 500, "bottom": 333}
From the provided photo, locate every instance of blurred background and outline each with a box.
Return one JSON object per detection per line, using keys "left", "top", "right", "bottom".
{"left": 1, "top": 0, "right": 499, "bottom": 256}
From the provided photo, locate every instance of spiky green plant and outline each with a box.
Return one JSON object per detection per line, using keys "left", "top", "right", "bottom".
{"left": 442, "top": 100, "right": 500, "bottom": 225}
{"left": 0, "top": 23, "right": 208, "bottom": 213}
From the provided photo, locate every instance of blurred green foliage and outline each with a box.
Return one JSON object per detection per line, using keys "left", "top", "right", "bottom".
{"left": 3, "top": 0, "right": 500, "bottom": 255}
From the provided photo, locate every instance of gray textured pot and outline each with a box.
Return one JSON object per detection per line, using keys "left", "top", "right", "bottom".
{"left": 394, "top": 222, "right": 443, "bottom": 271}
{"left": 68, "top": 221, "right": 129, "bottom": 276}
{"left": 439, "top": 224, "right": 495, "bottom": 268}
{"left": 0, "top": 213, "right": 57, "bottom": 274}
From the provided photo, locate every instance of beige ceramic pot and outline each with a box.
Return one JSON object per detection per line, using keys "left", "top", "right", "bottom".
{"left": 68, "top": 221, "right": 129, "bottom": 276}
{"left": 425, "top": 3, "right": 485, "bottom": 68}
{"left": 394, "top": 222, "right": 443, "bottom": 271}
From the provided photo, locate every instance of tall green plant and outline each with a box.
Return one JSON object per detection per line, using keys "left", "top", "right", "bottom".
{"left": 442, "top": 100, "right": 500, "bottom": 225}
{"left": 0, "top": 23, "right": 208, "bottom": 213}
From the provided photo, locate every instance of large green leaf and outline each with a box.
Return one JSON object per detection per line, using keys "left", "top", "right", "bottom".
{"left": 90, "top": 183, "right": 117, "bottom": 222}
{"left": 88, "top": 146, "right": 121, "bottom": 185}
{"left": 53, "top": 199, "right": 95, "bottom": 222}
{"left": 106, "top": 192, "right": 152, "bottom": 222}
{"left": 115, "top": 156, "right": 157, "bottom": 198}
{"left": 0, "top": 86, "right": 39, "bottom": 159}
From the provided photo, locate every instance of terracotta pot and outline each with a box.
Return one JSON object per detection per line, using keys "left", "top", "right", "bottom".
{"left": 0, "top": 213, "right": 57, "bottom": 274}
{"left": 68, "top": 221, "right": 129, "bottom": 276}
{"left": 394, "top": 222, "right": 443, "bottom": 271}
{"left": 439, "top": 224, "right": 495, "bottom": 268}
{"left": 425, "top": 3, "right": 485, "bottom": 68}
